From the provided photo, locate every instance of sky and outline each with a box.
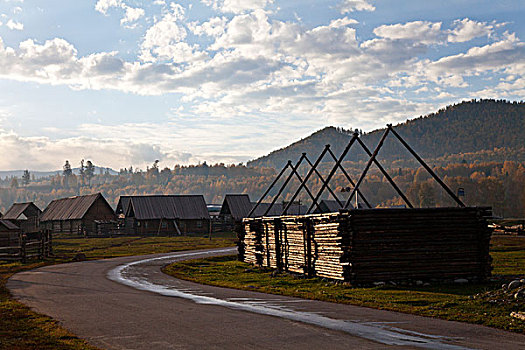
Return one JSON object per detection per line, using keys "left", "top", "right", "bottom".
{"left": 0, "top": 0, "right": 523, "bottom": 171}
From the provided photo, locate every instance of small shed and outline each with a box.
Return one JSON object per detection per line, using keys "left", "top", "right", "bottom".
{"left": 3, "top": 202, "right": 41, "bottom": 234}
{"left": 219, "top": 194, "right": 307, "bottom": 228}
{"left": 219, "top": 194, "right": 252, "bottom": 223}
{"left": 40, "top": 193, "right": 116, "bottom": 236}
{"left": 0, "top": 219, "right": 20, "bottom": 247}
{"left": 122, "top": 195, "right": 211, "bottom": 235}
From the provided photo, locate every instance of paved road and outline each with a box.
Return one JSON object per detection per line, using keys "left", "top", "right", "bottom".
{"left": 8, "top": 247, "right": 525, "bottom": 350}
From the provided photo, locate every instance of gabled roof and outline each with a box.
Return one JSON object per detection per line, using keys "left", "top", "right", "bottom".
{"left": 0, "top": 219, "right": 20, "bottom": 230}
{"left": 41, "top": 193, "right": 112, "bottom": 221}
{"left": 3, "top": 202, "right": 41, "bottom": 220}
{"left": 251, "top": 202, "right": 307, "bottom": 217}
{"left": 126, "top": 195, "right": 210, "bottom": 220}
{"left": 220, "top": 194, "right": 252, "bottom": 220}
{"left": 313, "top": 199, "right": 344, "bottom": 214}
{"left": 116, "top": 196, "right": 131, "bottom": 215}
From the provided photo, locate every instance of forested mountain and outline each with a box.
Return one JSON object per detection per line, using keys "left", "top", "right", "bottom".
{"left": 1, "top": 160, "right": 524, "bottom": 218}
{"left": 0, "top": 99, "right": 524, "bottom": 218}
{"left": 248, "top": 100, "right": 525, "bottom": 169}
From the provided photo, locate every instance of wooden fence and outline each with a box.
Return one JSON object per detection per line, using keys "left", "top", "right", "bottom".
{"left": 0, "top": 231, "right": 52, "bottom": 263}
{"left": 239, "top": 207, "right": 493, "bottom": 285}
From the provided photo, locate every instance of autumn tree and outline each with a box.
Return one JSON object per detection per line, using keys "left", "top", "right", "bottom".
{"left": 22, "top": 170, "right": 30, "bottom": 186}
{"left": 85, "top": 160, "right": 95, "bottom": 186}
{"left": 63, "top": 160, "right": 72, "bottom": 188}
{"left": 79, "top": 159, "right": 85, "bottom": 186}
{"left": 10, "top": 177, "right": 19, "bottom": 188}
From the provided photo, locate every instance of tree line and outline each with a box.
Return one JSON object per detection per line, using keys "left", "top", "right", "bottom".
{"left": 0, "top": 160, "right": 524, "bottom": 219}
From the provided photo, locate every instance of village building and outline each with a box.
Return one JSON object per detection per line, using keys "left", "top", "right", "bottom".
{"left": 115, "top": 196, "right": 131, "bottom": 219}
{"left": 219, "top": 194, "right": 252, "bottom": 224}
{"left": 40, "top": 193, "right": 116, "bottom": 236}
{"left": 313, "top": 199, "right": 344, "bottom": 214}
{"left": 219, "top": 194, "right": 307, "bottom": 229}
{"left": 0, "top": 219, "right": 20, "bottom": 248}
{"left": 2, "top": 202, "right": 41, "bottom": 234}
{"left": 119, "top": 195, "right": 210, "bottom": 235}
{"left": 207, "top": 203, "right": 222, "bottom": 220}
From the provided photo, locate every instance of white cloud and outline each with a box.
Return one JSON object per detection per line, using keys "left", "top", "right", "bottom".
{"left": 95, "top": 0, "right": 144, "bottom": 27}
{"left": 6, "top": 19, "right": 23, "bottom": 30}
{"left": 373, "top": 21, "right": 443, "bottom": 44}
{"left": 202, "top": 0, "right": 273, "bottom": 14}
{"left": 189, "top": 16, "right": 228, "bottom": 37}
{"left": 426, "top": 32, "right": 525, "bottom": 82}
{"left": 139, "top": 3, "right": 205, "bottom": 63}
{"left": 329, "top": 17, "right": 359, "bottom": 29}
{"left": 448, "top": 18, "right": 493, "bottom": 43}
{"left": 0, "top": 128, "right": 180, "bottom": 170}
{"left": 339, "top": 0, "right": 375, "bottom": 13}
{"left": 121, "top": 6, "right": 145, "bottom": 25}
{"left": 0, "top": 7, "right": 523, "bottom": 157}
{"left": 95, "top": 0, "right": 122, "bottom": 15}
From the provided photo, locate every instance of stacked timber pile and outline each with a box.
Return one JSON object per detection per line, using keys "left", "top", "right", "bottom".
{"left": 345, "top": 207, "right": 493, "bottom": 284}
{"left": 241, "top": 219, "right": 264, "bottom": 266}
{"left": 240, "top": 207, "right": 493, "bottom": 284}
{"left": 308, "top": 214, "right": 349, "bottom": 280}
{"left": 279, "top": 216, "right": 308, "bottom": 275}
{"left": 242, "top": 213, "right": 351, "bottom": 280}
{"left": 235, "top": 222, "right": 246, "bottom": 261}
{"left": 490, "top": 222, "right": 524, "bottom": 236}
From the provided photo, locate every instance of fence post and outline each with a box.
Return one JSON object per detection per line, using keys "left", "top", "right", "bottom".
{"left": 39, "top": 233, "right": 44, "bottom": 260}
{"left": 48, "top": 230, "right": 53, "bottom": 256}
{"left": 20, "top": 235, "right": 26, "bottom": 264}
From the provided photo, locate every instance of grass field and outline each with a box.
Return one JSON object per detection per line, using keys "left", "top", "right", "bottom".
{"left": 164, "top": 234, "right": 525, "bottom": 333}
{"left": 0, "top": 233, "right": 236, "bottom": 350}
{"left": 52, "top": 233, "right": 236, "bottom": 260}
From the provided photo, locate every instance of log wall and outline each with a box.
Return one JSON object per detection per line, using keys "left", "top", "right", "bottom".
{"left": 239, "top": 207, "right": 492, "bottom": 284}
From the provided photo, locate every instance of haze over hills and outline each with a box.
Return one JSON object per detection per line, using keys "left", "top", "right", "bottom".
{"left": 247, "top": 100, "right": 525, "bottom": 169}
{"left": 0, "top": 167, "right": 118, "bottom": 179}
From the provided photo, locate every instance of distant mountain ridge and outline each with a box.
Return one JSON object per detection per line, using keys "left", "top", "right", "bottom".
{"left": 247, "top": 100, "right": 525, "bottom": 169}
{"left": 0, "top": 166, "right": 119, "bottom": 179}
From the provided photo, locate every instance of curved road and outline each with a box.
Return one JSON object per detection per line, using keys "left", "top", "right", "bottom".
{"left": 8, "top": 248, "right": 525, "bottom": 350}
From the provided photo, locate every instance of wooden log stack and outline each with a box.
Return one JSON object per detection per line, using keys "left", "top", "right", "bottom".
{"left": 239, "top": 207, "right": 493, "bottom": 284}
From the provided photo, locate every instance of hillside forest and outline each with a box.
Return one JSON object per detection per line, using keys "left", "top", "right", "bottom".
{"left": 0, "top": 159, "right": 524, "bottom": 218}
{"left": 0, "top": 99, "right": 523, "bottom": 218}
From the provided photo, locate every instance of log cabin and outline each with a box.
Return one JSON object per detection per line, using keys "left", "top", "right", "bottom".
{"left": 40, "top": 193, "right": 116, "bottom": 236}
{"left": 119, "top": 195, "right": 210, "bottom": 235}
{"left": 219, "top": 194, "right": 307, "bottom": 229}
{"left": 0, "top": 219, "right": 20, "bottom": 247}
{"left": 3, "top": 202, "right": 41, "bottom": 234}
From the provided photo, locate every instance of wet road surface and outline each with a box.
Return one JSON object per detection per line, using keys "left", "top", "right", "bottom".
{"left": 8, "top": 247, "right": 525, "bottom": 349}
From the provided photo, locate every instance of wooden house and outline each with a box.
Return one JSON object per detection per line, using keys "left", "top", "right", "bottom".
{"left": 219, "top": 194, "right": 252, "bottom": 223}
{"left": 120, "top": 195, "right": 210, "bottom": 235}
{"left": 40, "top": 193, "right": 116, "bottom": 236}
{"left": 3, "top": 202, "right": 41, "bottom": 234}
{"left": 0, "top": 219, "right": 20, "bottom": 247}
{"left": 115, "top": 196, "right": 131, "bottom": 219}
{"left": 312, "top": 200, "right": 343, "bottom": 214}
{"left": 219, "top": 194, "right": 307, "bottom": 228}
